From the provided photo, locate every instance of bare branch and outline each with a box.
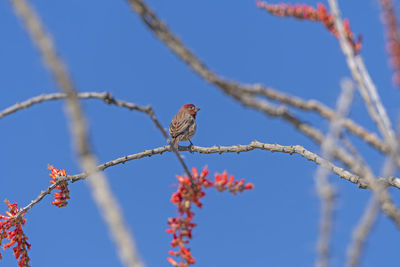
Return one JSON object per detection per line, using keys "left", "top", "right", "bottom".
{"left": 124, "top": 0, "right": 368, "bottom": 175}
{"left": 237, "top": 85, "right": 362, "bottom": 168}
{"left": 0, "top": 89, "right": 199, "bottom": 186}
{"left": 0, "top": 90, "right": 359, "bottom": 175}
{"left": 0, "top": 92, "right": 150, "bottom": 119}
{"left": 315, "top": 78, "right": 355, "bottom": 267}
{"left": 327, "top": 0, "right": 400, "bottom": 232}
{"left": 0, "top": 87, "right": 387, "bottom": 157}
{"left": 4, "top": 0, "right": 385, "bottom": 181}
{"left": 346, "top": 119, "right": 400, "bottom": 267}
{"left": 327, "top": 0, "right": 396, "bottom": 145}
{"left": 249, "top": 84, "right": 388, "bottom": 153}
{"left": 10, "top": 1, "right": 143, "bottom": 266}
{"left": 339, "top": 134, "right": 367, "bottom": 168}
{"left": 15, "top": 141, "right": 400, "bottom": 224}
{"left": 129, "top": 0, "right": 400, "bottom": 228}
{"left": 346, "top": 197, "right": 379, "bottom": 267}
{"left": 346, "top": 143, "right": 398, "bottom": 267}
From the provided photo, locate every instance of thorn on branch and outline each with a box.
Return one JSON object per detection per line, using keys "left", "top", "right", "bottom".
{"left": 102, "top": 92, "right": 116, "bottom": 105}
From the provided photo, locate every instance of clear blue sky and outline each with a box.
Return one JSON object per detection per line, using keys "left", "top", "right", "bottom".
{"left": 1, "top": 0, "right": 400, "bottom": 266}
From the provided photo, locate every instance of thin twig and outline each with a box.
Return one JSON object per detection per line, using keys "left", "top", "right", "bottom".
{"left": 0, "top": 90, "right": 359, "bottom": 174}
{"left": 10, "top": 1, "right": 143, "bottom": 266}
{"left": 327, "top": 0, "right": 396, "bottom": 145}
{"left": 124, "top": 0, "right": 363, "bottom": 175}
{"left": 327, "top": 0, "right": 400, "bottom": 230}
{"left": 126, "top": 0, "right": 400, "bottom": 227}
{"left": 2, "top": 0, "right": 371, "bottom": 179}
{"left": 344, "top": 152, "right": 397, "bottom": 267}
{"left": 345, "top": 197, "right": 380, "bottom": 267}
{"left": 0, "top": 92, "right": 150, "bottom": 119}
{"left": 0, "top": 89, "right": 376, "bottom": 188}
{"left": 339, "top": 134, "right": 366, "bottom": 169}
{"left": 346, "top": 118, "right": 400, "bottom": 267}
{"left": 0, "top": 89, "right": 198, "bottom": 222}
{"left": 14, "top": 141, "right": 400, "bottom": 222}
{"left": 0, "top": 87, "right": 388, "bottom": 157}
{"left": 225, "top": 86, "right": 360, "bottom": 173}
{"left": 249, "top": 84, "right": 388, "bottom": 153}
{"left": 0, "top": 91, "right": 193, "bottom": 180}
{"left": 315, "top": 78, "right": 355, "bottom": 267}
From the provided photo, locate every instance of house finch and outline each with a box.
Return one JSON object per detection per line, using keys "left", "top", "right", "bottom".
{"left": 169, "top": 104, "right": 200, "bottom": 149}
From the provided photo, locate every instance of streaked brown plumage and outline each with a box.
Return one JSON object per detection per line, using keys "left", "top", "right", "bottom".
{"left": 169, "top": 104, "right": 200, "bottom": 149}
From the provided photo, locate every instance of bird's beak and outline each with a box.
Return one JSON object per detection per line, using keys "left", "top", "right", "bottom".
{"left": 195, "top": 107, "right": 200, "bottom": 112}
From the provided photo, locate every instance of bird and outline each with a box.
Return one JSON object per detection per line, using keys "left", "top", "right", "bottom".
{"left": 169, "top": 104, "right": 200, "bottom": 150}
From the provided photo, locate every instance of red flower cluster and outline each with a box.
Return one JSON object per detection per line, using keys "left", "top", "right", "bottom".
{"left": 0, "top": 200, "right": 30, "bottom": 267}
{"left": 214, "top": 172, "right": 254, "bottom": 194}
{"left": 256, "top": 1, "right": 362, "bottom": 53}
{"left": 166, "top": 167, "right": 254, "bottom": 267}
{"left": 48, "top": 165, "right": 70, "bottom": 207}
{"left": 379, "top": 0, "right": 400, "bottom": 86}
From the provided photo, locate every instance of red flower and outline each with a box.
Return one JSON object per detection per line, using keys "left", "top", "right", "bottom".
{"left": 379, "top": 0, "right": 400, "bottom": 86}
{"left": 48, "top": 165, "right": 70, "bottom": 207}
{"left": 166, "top": 167, "right": 253, "bottom": 266}
{"left": 214, "top": 172, "right": 254, "bottom": 195}
{"left": 0, "top": 200, "right": 30, "bottom": 267}
{"left": 256, "top": 1, "right": 362, "bottom": 53}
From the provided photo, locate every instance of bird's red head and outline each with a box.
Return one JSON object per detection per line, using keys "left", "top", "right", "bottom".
{"left": 181, "top": 104, "right": 200, "bottom": 117}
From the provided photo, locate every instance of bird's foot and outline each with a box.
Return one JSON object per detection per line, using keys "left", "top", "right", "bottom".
{"left": 188, "top": 141, "right": 194, "bottom": 153}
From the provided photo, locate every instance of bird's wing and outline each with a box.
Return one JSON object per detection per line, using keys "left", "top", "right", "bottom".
{"left": 169, "top": 113, "right": 194, "bottom": 139}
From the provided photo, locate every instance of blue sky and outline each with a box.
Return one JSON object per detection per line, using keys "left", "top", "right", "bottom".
{"left": 1, "top": 0, "right": 400, "bottom": 266}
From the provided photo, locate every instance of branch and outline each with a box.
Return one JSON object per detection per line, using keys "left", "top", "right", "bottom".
{"left": 15, "top": 141, "right": 400, "bottom": 223}
{"left": 327, "top": 0, "right": 400, "bottom": 229}
{"left": 345, "top": 121, "right": 400, "bottom": 266}
{"left": 124, "top": 0, "right": 400, "bottom": 227}
{"left": 0, "top": 90, "right": 193, "bottom": 182}
{"left": 0, "top": 92, "right": 151, "bottom": 119}
{"left": 0, "top": 91, "right": 360, "bottom": 176}
{"left": 124, "top": 0, "right": 366, "bottom": 175}
{"left": 314, "top": 78, "right": 355, "bottom": 267}
{"left": 2, "top": 90, "right": 197, "bottom": 220}
{"left": 249, "top": 84, "right": 388, "bottom": 153}
{"left": 226, "top": 85, "right": 363, "bottom": 172}
{"left": 345, "top": 197, "right": 379, "bottom": 267}
{"left": 0, "top": 92, "right": 203, "bottom": 200}
{"left": 0, "top": 78, "right": 387, "bottom": 156}
{"left": 10, "top": 1, "right": 143, "bottom": 267}
{"left": 327, "top": 0, "right": 396, "bottom": 146}
{"left": 2, "top": 0, "right": 379, "bottom": 179}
